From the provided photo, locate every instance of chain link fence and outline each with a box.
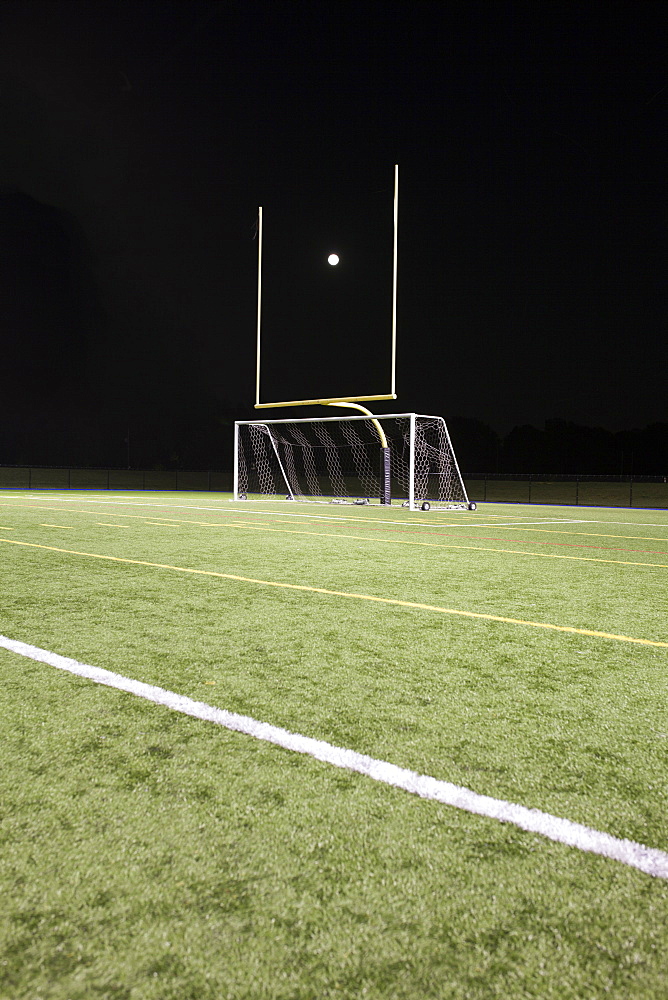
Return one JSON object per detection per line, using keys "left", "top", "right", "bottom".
{"left": 0, "top": 466, "right": 666, "bottom": 508}
{"left": 0, "top": 467, "right": 232, "bottom": 493}
{"left": 463, "top": 474, "right": 668, "bottom": 509}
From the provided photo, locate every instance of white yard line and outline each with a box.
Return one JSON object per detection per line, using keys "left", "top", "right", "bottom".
{"left": 0, "top": 494, "right": 589, "bottom": 530}
{"left": 554, "top": 519, "right": 668, "bottom": 528}
{"left": 2, "top": 492, "right": 666, "bottom": 531}
{"left": 2, "top": 633, "right": 667, "bottom": 881}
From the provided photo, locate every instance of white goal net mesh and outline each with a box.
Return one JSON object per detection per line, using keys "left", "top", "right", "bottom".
{"left": 235, "top": 414, "right": 469, "bottom": 508}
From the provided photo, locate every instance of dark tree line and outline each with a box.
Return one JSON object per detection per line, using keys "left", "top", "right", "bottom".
{"left": 447, "top": 417, "right": 668, "bottom": 477}
{"left": 3, "top": 403, "right": 667, "bottom": 478}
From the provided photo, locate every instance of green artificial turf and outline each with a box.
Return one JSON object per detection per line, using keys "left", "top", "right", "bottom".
{"left": 1, "top": 491, "right": 667, "bottom": 999}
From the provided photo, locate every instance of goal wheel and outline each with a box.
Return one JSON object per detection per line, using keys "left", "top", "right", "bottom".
{"left": 468, "top": 502, "right": 477, "bottom": 511}
{"left": 421, "top": 501, "right": 431, "bottom": 511}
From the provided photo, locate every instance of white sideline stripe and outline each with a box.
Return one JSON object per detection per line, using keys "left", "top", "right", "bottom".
{"left": 0, "top": 494, "right": 589, "bottom": 530}
{"left": 7, "top": 492, "right": 668, "bottom": 529}
{"left": 2, "top": 635, "right": 667, "bottom": 882}
{"left": 1, "top": 492, "right": 667, "bottom": 532}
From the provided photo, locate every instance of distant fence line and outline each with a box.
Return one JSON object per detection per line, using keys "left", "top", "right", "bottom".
{"left": 0, "top": 466, "right": 666, "bottom": 508}
{"left": 463, "top": 474, "right": 667, "bottom": 509}
{"left": 0, "top": 466, "right": 233, "bottom": 493}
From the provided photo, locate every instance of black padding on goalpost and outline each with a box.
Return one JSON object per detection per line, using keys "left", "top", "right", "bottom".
{"left": 380, "top": 447, "right": 391, "bottom": 505}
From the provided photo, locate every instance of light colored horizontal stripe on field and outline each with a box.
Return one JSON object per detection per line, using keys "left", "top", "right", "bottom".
{"left": 2, "top": 490, "right": 668, "bottom": 528}
{"left": 3, "top": 494, "right": 667, "bottom": 537}
{"left": 38, "top": 523, "right": 75, "bottom": 529}
{"left": 0, "top": 504, "right": 591, "bottom": 533}
{"left": 1, "top": 500, "right": 665, "bottom": 566}
{"left": 225, "top": 515, "right": 668, "bottom": 554}
{"left": 0, "top": 495, "right": 587, "bottom": 530}
{"left": 219, "top": 518, "right": 668, "bottom": 557}
{"left": 4, "top": 500, "right": 667, "bottom": 546}
{"left": 2, "top": 633, "right": 667, "bottom": 881}
{"left": 208, "top": 519, "right": 668, "bottom": 569}
{"left": 1, "top": 537, "right": 666, "bottom": 647}
{"left": 495, "top": 526, "right": 668, "bottom": 542}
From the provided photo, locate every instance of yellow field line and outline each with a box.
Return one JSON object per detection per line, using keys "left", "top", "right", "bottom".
{"left": 2, "top": 500, "right": 667, "bottom": 566}
{"left": 94, "top": 523, "right": 130, "bottom": 528}
{"left": 215, "top": 514, "right": 668, "bottom": 542}
{"left": 495, "top": 526, "right": 668, "bottom": 542}
{"left": 0, "top": 498, "right": 580, "bottom": 530}
{"left": 105, "top": 514, "right": 668, "bottom": 565}
{"left": 1, "top": 536, "right": 666, "bottom": 648}
{"left": 228, "top": 517, "right": 668, "bottom": 543}
{"left": 7, "top": 496, "right": 667, "bottom": 537}
{"left": 38, "top": 524, "right": 75, "bottom": 529}
{"left": 171, "top": 517, "right": 668, "bottom": 569}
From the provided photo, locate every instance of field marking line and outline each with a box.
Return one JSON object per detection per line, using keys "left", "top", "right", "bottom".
{"left": 0, "top": 502, "right": 596, "bottom": 551}
{"left": 554, "top": 519, "right": 668, "bottom": 529}
{"left": 2, "top": 491, "right": 668, "bottom": 530}
{"left": 0, "top": 496, "right": 587, "bottom": 530}
{"left": 205, "top": 516, "right": 668, "bottom": 557}
{"left": 492, "top": 527, "right": 668, "bottom": 542}
{"left": 94, "top": 523, "right": 131, "bottom": 528}
{"left": 211, "top": 513, "right": 593, "bottom": 532}
{"left": 1, "top": 536, "right": 666, "bottom": 648}
{"left": 135, "top": 507, "right": 668, "bottom": 540}
{"left": 225, "top": 503, "right": 668, "bottom": 530}
{"left": 37, "top": 524, "right": 75, "bottom": 529}
{"left": 120, "top": 514, "right": 668, "bottom": 569}
{"left": 0, "top": 491, "right": 550, "bottom": 519}
{"left": 0, "top": 526, "right": 14, "bottom": 530}
{"left": 3, "top": 498, "right": 668, "bottom": 542}
{"left": 6, "top": 492, "right": 668, "bottom": 531}
{"left": 1, "top": 633, "right": 667, "bottom": 881}
{"left": 1, "top": 501, "right": 665, "bottom": 566}
{"left": 219, "top": 522, "right": 668, "bottom": 568}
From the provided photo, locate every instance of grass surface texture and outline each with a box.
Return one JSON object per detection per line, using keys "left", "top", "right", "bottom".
{"left": 1, "top": 490, "right": 667, "bottom": 1000}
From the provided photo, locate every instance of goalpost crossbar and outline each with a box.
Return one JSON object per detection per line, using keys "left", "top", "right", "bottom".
{"left": 254, "top": 394, "right": 397, "bottom": 410}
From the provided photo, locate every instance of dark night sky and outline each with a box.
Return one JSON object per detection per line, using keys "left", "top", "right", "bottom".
{"left": 0, "top": 0, "right": 665, "bottom": 469}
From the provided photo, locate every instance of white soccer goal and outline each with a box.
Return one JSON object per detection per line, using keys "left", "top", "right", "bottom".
{"left": 233, "top": 413, "right": 475, "bottom": 510}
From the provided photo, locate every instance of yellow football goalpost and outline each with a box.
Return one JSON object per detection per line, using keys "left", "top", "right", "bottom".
{"left": 235, "top": 165, "right": 473, "bottom": 511}
{"left": 254, "top": 165, "right": 399, "bottom": 415}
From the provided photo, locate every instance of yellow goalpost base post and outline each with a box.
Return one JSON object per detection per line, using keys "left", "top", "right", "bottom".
{"left": 252, "top": 397, "right": 393, "bottom": 503}
{"left": 324, "top": 401, "right": 391, "bottom": 503}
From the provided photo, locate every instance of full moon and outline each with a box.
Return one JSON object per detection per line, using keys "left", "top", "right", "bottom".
{"left": 327, "top": 253, "right": 339, "bottom": 266}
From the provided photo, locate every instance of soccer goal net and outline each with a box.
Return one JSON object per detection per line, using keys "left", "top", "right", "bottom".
{"left": 233, "top": 413, "right": 474, "bottom": 510}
